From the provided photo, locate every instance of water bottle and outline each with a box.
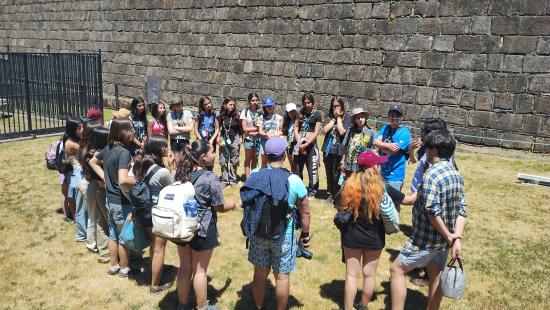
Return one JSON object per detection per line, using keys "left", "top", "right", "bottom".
{"left": 185, "top": 197, "right": 199, "bottom": 218}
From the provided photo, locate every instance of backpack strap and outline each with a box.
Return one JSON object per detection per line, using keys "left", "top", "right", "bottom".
{"left": 189, "top": 168, "right": 209, "bottom": 184}
{"left": 144, "top": 164, "right": 162, "bottom": 185}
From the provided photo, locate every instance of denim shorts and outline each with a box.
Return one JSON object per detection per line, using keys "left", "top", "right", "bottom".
{"left": 243, "top": 137, "right": 257, "bottom": 150}
{"left": 258, "top": 139, "right": 267, "bottom": 155}
{"left": 386, "top": 180, "right": 404, "bottom": 192}
{"left": 68, "top": 169, "right": 83, "bottom": 199}
{"left": 106, "top": 201, "right": 133, "bottom": 241}
{"left": 398, "top": 243, "right": 449, "bottom": 271}
{"left": 248, "top": 230, "right": 297, "bottom": 273}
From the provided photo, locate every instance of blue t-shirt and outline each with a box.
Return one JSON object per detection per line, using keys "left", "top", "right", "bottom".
{"left": 374, "top": 124, "right": 411, "bottom": 181}
{"left": 195, "top": 112, "right": 216, "bottom": 138}
{"left": 250, "top": 166, "right": 308, "bottom": 233}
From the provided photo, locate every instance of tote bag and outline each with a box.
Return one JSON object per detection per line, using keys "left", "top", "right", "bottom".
{"left": 120, "top": 215, "right": 151, "bottom": 252}
{"left": 441, "top": 257, "right": 466, "bottom": 299}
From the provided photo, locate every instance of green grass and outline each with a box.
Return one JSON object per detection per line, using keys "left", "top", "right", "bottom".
{"left": 0, "top": 136, "right": 548, "bottom": 309}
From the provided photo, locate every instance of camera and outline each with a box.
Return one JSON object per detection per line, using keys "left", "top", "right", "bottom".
{"left": 296, "top": 239, "right": 313, "bottom": 260}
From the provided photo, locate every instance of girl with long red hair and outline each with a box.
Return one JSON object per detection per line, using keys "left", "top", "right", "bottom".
{"left": 337, "top": 150, "right": 399, "bottom": 310}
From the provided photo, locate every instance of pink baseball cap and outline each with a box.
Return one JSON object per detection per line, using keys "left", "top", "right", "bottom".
{"left": 86, "top": 108, "right": 103, "bottom": 121}
{"left": 357, "top": 150, "right": 388, "bottom": 169}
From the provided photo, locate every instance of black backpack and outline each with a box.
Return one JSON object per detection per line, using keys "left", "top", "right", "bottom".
{"left": 129, "top": 165, "right": 162, "bottom": 224}
{"left": 55, "top": 141, "right": 73, "bottom": 174}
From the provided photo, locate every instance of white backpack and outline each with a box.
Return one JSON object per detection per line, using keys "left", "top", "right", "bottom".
{"left": 151, "top": 170, "right": 207, "bottom": 242}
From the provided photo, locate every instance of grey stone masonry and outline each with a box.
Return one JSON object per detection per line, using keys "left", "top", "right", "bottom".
{"left": 1, "top": 0, "right": 549, "bottom": 151}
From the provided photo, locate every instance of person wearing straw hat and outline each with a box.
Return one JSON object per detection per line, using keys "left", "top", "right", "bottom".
{"left": 340, "top": 107, "right": 376, "bottom": 179}
{"left": 104, "top": 107, "right": 131, "bottom": 129}
{"left": 167, "top": 98, "right": 194, "bottom": 150}
{"left": 373, "top": 104, "right": 412, "bottom": 192}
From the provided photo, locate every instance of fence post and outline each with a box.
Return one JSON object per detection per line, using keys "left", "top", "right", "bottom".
{"left": 97, "top": 49, "right": 104, "bottom": 111}
{"left": 115, "top": 84, "right": 119, "bottom": 109}
{"left": 23, "top": 54, "right": 33, "bottom": 131}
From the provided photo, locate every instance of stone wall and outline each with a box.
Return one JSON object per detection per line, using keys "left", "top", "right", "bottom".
{"left": 1, "top": 0, "right": 549, "bottom": 151}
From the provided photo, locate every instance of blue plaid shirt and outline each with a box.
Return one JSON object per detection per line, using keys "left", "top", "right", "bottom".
{"left": 408, "top": 159, "right": 467, "bottom": 250}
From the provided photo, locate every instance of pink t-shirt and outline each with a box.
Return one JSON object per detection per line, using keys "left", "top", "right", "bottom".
{"left": 152, "top": 119, "right": 165, "bottom": 136}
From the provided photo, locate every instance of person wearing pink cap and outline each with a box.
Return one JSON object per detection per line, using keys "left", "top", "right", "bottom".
{"left": 336, "top": 150, "right": 399, "bottom": 310}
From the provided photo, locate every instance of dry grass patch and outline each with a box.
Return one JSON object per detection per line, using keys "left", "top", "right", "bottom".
{"left": 0, "top": 137, "right": 548, "bottom": 309}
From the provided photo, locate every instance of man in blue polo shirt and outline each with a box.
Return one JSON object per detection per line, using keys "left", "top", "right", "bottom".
{"left": 374, "top": 104, "right": 412, "bottom": 192}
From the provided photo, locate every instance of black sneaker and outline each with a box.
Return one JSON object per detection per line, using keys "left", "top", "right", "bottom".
{"left": 149, "top": 282, "right": 173, "bottom": 294}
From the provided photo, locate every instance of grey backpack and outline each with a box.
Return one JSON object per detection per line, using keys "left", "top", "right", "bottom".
{"left": 441, "top": 257, "right": 466, "bottom": 299}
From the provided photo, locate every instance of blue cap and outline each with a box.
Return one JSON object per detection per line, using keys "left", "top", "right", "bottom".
{"left": 263, "top": 97, "right": 276, "bottom": 107}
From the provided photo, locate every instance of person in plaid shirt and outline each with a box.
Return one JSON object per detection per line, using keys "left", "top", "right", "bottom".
{"left": 390, "top": 130, "right": 467, "bottom": 310}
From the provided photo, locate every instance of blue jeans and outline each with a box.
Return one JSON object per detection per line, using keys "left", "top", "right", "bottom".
{"left": 72, "top": 169, "right": 88, "bottom": 241}
{"left": 386, "top": 180, "right": 404, "bottom": 192}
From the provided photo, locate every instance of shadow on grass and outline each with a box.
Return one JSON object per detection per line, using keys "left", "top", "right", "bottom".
{"left": 234, "top": 280, "right": 303, "bottom": 309}
{"left": 55, "top": 208, "right": 64, "bottom": 214}
{"left": 158, "top": 276, "right": 231, "bottom": 309}
{"left": 319, "top": 279, "right": 361, "bottom": 308}
{"left": 380, "top": 281, "right": 427, "bottom": 310}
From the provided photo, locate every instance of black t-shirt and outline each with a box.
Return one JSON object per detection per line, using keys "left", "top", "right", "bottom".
{"left": 97, "top": 144, "right": 132, "bottom": 205}
{"left": 322, "top": 114, "right": 352, "bottom": 155}
{"left": 219, "top": 114, "right": 240, "bottom": 140}
{"left": 386, "top": 185, "right": 405, "bottom": 206}
{"left": 299, "top": 110, "right": 322, "bottom": 133}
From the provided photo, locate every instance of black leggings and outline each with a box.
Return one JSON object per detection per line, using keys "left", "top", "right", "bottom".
{"left": 294, "top": 143, "right": 319, "bottom": 194}
{"left": 323, "top": 153, "right": 342, "bottom": 196}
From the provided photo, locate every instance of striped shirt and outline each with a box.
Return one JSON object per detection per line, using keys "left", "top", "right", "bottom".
{"left": 409, "top": 159, "right": 468, "bottom": 250}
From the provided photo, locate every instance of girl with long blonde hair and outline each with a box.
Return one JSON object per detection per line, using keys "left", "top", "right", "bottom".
{"left": 338, "top": 150, "right": 398, "bottom": 310}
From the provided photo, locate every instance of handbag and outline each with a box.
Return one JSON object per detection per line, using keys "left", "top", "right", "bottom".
{"left": 441, "top": 257, "right": 466, "bottom": 299}
{"left": 119, "top": 214, "right": 151, "bottom": 252}
{"left": 333, "top": 210, "right": 352, "bottom": 231}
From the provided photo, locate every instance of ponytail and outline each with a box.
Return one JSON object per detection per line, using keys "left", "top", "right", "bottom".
{"left": 174, "top": 139, "right": 210, "bottom": 183}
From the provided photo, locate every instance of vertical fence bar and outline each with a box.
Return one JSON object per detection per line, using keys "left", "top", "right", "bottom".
{"left": 98, "top": 50, "right": 104, "bottom": 111}
{"left": 23, "top": 53, "right": 32, "bottom": 131}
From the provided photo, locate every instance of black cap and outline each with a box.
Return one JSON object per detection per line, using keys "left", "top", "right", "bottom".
{"left": 388, "top": 104, "right": 404, "bottom": 116}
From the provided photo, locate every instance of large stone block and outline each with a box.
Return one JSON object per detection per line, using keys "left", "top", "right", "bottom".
{"left": 494, "top": 93, "right": 515, "bottom": 110}
{"left": 436, "top": 88, "right": 462, "bottom": 105}
{"left": 417, "top": 87, "right": 434, "bottom": 105}
{"left": 439, "top": 106, "right": 468, "bottom": 125}
{"left": 446, "top": 53, "right": 487, "bottom": 71}
{"left": 523, "top": 56, "right": 550, "bottom": 73}
{"left": 468, "top": 111, "right": 496, "bottom": 128}
{"left": 491, "top": 16, "right": 521, "bottom": 35}
{"left": 502, "top": 55, "right": 524, "bottom": 73}
{"left": 420, "top": 52, "right": 446, "bottom": 69}
{"left": 515, "top": 94, "right": 535, "bottom": 113}
{"left": 495, "top": 113, "right": 523, "bottom": 131}
{"left": 519, "top": 17, "right": 550, "bottom": 35}
{"left": 372, "top": 2, "right": 390, "bottom": 18}
{"left": 432, "top": 35, "right": 455, "bottom": 52}
{"left": 534, "top": 96, "right": 550, "bottom": 114}
{"left": 407, "top": 35, "right": 433, "bottom": 51}
{"left": 475, "top": 92, "right": 494, "bottom": 110}
{"left": 523, "top": 115, "right": 542, "bottom": 135}
{"left": 537, "top": 37, "right": 550, "bottom": 55}
{"left": 391, "top": 1, "right": 413, "bottom": 17}
{"left": 460, "top": 91, "right": 476, "bottom": 108}
{"left": 415, "top": 1, "right": 439, "bottom": 17}
{"left": 429, "top": 70, "right": 454, "bottom": 87}
{"left": 528, "top": 75, "right": 550, "bottom": 92}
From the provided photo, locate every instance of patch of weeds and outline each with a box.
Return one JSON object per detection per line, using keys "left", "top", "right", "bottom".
{"left": 34, "top": 268, "right": 47, "bottom": 276}
{"left": 388, "top": 14, "right": 396, "bottom": 22}
{"left": 71, "top": 252, "right": 84, "bottom": 258}
{"left": 66, "top": 284, "right": 78, "bottom": 292}
{"left": 28, "top": 240, "right": 41, "bottom": 248}
{"left": 129, "top": 302, "right": 144, "bottom": 310}
{"left": 313, "top": 253, "right": 327, "bottom": 262}
{"left": 43, "top": 233, "right": 56, "bottom": 241}
{"left": 112, "top": 288, "right": 123, "bottom": 303}
{"left": 0, "top": 224, "right": 5, "bottom": 230}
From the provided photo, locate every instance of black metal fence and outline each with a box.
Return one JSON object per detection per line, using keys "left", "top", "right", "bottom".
{"left": 0, "top": 51, "right": 103, "bottom": 140}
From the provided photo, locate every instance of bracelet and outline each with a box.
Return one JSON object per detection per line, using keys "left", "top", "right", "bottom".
{"left": 300, "top": 232, "right": 310, "bottom": 239}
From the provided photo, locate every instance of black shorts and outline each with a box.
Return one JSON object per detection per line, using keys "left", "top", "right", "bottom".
{"left": 173, "top": 219, "right": 219, "bottom": 251}
{"left": 134, "top": 207, "right": 153, "bottom": 228}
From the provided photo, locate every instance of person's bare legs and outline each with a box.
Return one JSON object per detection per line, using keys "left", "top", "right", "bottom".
{"left": 117, "top": 242, "right": 129, "bottom": 269}
{"left": 244, "top": 148, "right": 257, "bottom": 179}
{"left": 192, "top": 249, "right": 214, "bottom": 309}
{"left": 177, "top": 245, "right": 192, "bottom": 305}
{"left": 147, "top": 229, "right": 167, "bottom": 287}
{"left": 288, "top": 154, "right": 296, "bottom": 174}
{"left": 252, "top": 267, "right": 270, "bottom": 309}
{"left": 344, "top": 247, "right": 362, "bottom": 310}
{"left": 274, "top": 271, "right": 290, "bottom": 310}
{"left": 261, "top": 154, "right": 268, "bottom": 168}
{"left": 425, "top": 262, "right": 444, "bottom": 310}
{"left": 361, "top": 249, "right": 382, "bottom": 305}
{"left": 390, "top": 258, "right": 414, "bottom": 310}
{"left": 108, "top": 239, "right": 119, "bottom": 267}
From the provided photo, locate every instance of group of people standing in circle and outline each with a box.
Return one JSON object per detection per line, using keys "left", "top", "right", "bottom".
{"left": 54, "top": 90, "right": 466, "bottom": 310}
